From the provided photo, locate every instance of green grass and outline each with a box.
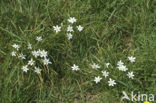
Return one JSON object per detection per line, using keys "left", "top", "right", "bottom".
{"left": 0, "top": 0, "right": 156, "bottom": 103}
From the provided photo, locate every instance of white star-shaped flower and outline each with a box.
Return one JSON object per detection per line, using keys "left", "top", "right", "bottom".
{"left": 40, "top": 50, "right": 48, "bottom": 58}
{"left": 67, "top": 33, "right": 73, "bottom": 40}
{"left": 34, "top": 67, "right": 42, "bottom": 74}
{"left": 32, "top": 50, "right": 39, "bottom": 58}
{"left": 21, "top": 65, "right": 29, "bottom": 72}
{"left": 68, "top": 17, "right": 77, "bottom": 24}
{"left": 71, "top": 64, "right": 80, "bottom": 71}
{"left": 94, "top": 76, "right": 102, "bottom": 84}
{"left": 91, "top": 63, "right": 100, "bottom": 69}
{"left": 27, "top": 43, "right": 32, "bottom": 50}
{"left": 12, "top": 44, "right": 20, "bottom": 50}
{"left": 102, "top": 71, "right": 109, "bottom": 78}
{"left": 36, "top": 36, "right": 42, "bottom": 42}
{"left": 128, "top": 56, "right": 136, "bottom": 63}
{"left": 28, "top": 58, "right": 35, "bottom": 66}
{"left": 67, "top": 25, "right": 74, "bottom": 32}
{"left": 37, "top": 49, "right": 41, "bottom": 55}
{"left": 42, "top": 58, "right": 52, "bottom": 65}
{"left": 53, "top": 25, "right": 61, "bottom": 33}
{"left": 117, "top": 60, "right": 124, "bottom": 66}
{"left": 77, "top": 25, "right": 83, "bottom": 31}
{"left": 18, "top": 53, "right": 26, "bottom": 59}
{"left": 108, "top": 78, "right": 116, "bottom": 86}
{"left": 127, "top": 72, "right": 134, "bottom": 79}
{"left": 117, "top": 65, "right": 128, "bottom": 71}
{"left": 106, "top": 63, "right": 110, "bottom": 68}
{"left": 11, "top": 51, "right": 16, "bottom": 56}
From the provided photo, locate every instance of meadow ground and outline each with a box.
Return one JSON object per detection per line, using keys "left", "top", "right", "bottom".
{"left": 0, "top": 0, "right": 156, "bottom": 103}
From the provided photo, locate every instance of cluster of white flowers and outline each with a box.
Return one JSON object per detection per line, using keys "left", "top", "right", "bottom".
{"left": 53, "top": 17, "right": 84, "bottom": 40}
{"left": 71, "top": 62, "right": 116, "bottom": 86}
{"left": 67, "top": 17, "right": 83, "bottom": 40}
{"left": 11, "top": 16, "right": 136, "bottom": 90}
{"left": 11, "top": 17, "right": 84, "bottom": 75}
{"left": 93, "top": 63, "right": 116, "bottom": 86}
{"left": 127, "top": 56, "right": 135, "bottom": 79}
{"left": 11, "top": 44, "right": 20, "bottom": 57}
{"left": 71, "top": 56, "right": 136, "bottom": 87}
{"left": 94, "top": 75, "right": 116, "bottom": 87}
{"left": 32, "top": 49, "right": 48, "bottom": 58}
{"left": 117, "top": 56, "right": 136, "bottom": 79}
{"left": 117, "top": 60, "right": 128, "bottom": 71}
{"left": 94, "top": 72, "right": 116, "bottom": 86}
{"left": 11, "top": 37, "right": 52, "bottom": 74}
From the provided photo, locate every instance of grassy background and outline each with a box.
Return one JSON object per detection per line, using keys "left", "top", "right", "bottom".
{"left": 0, "top": 0, "right": 156, "bottom": 103}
